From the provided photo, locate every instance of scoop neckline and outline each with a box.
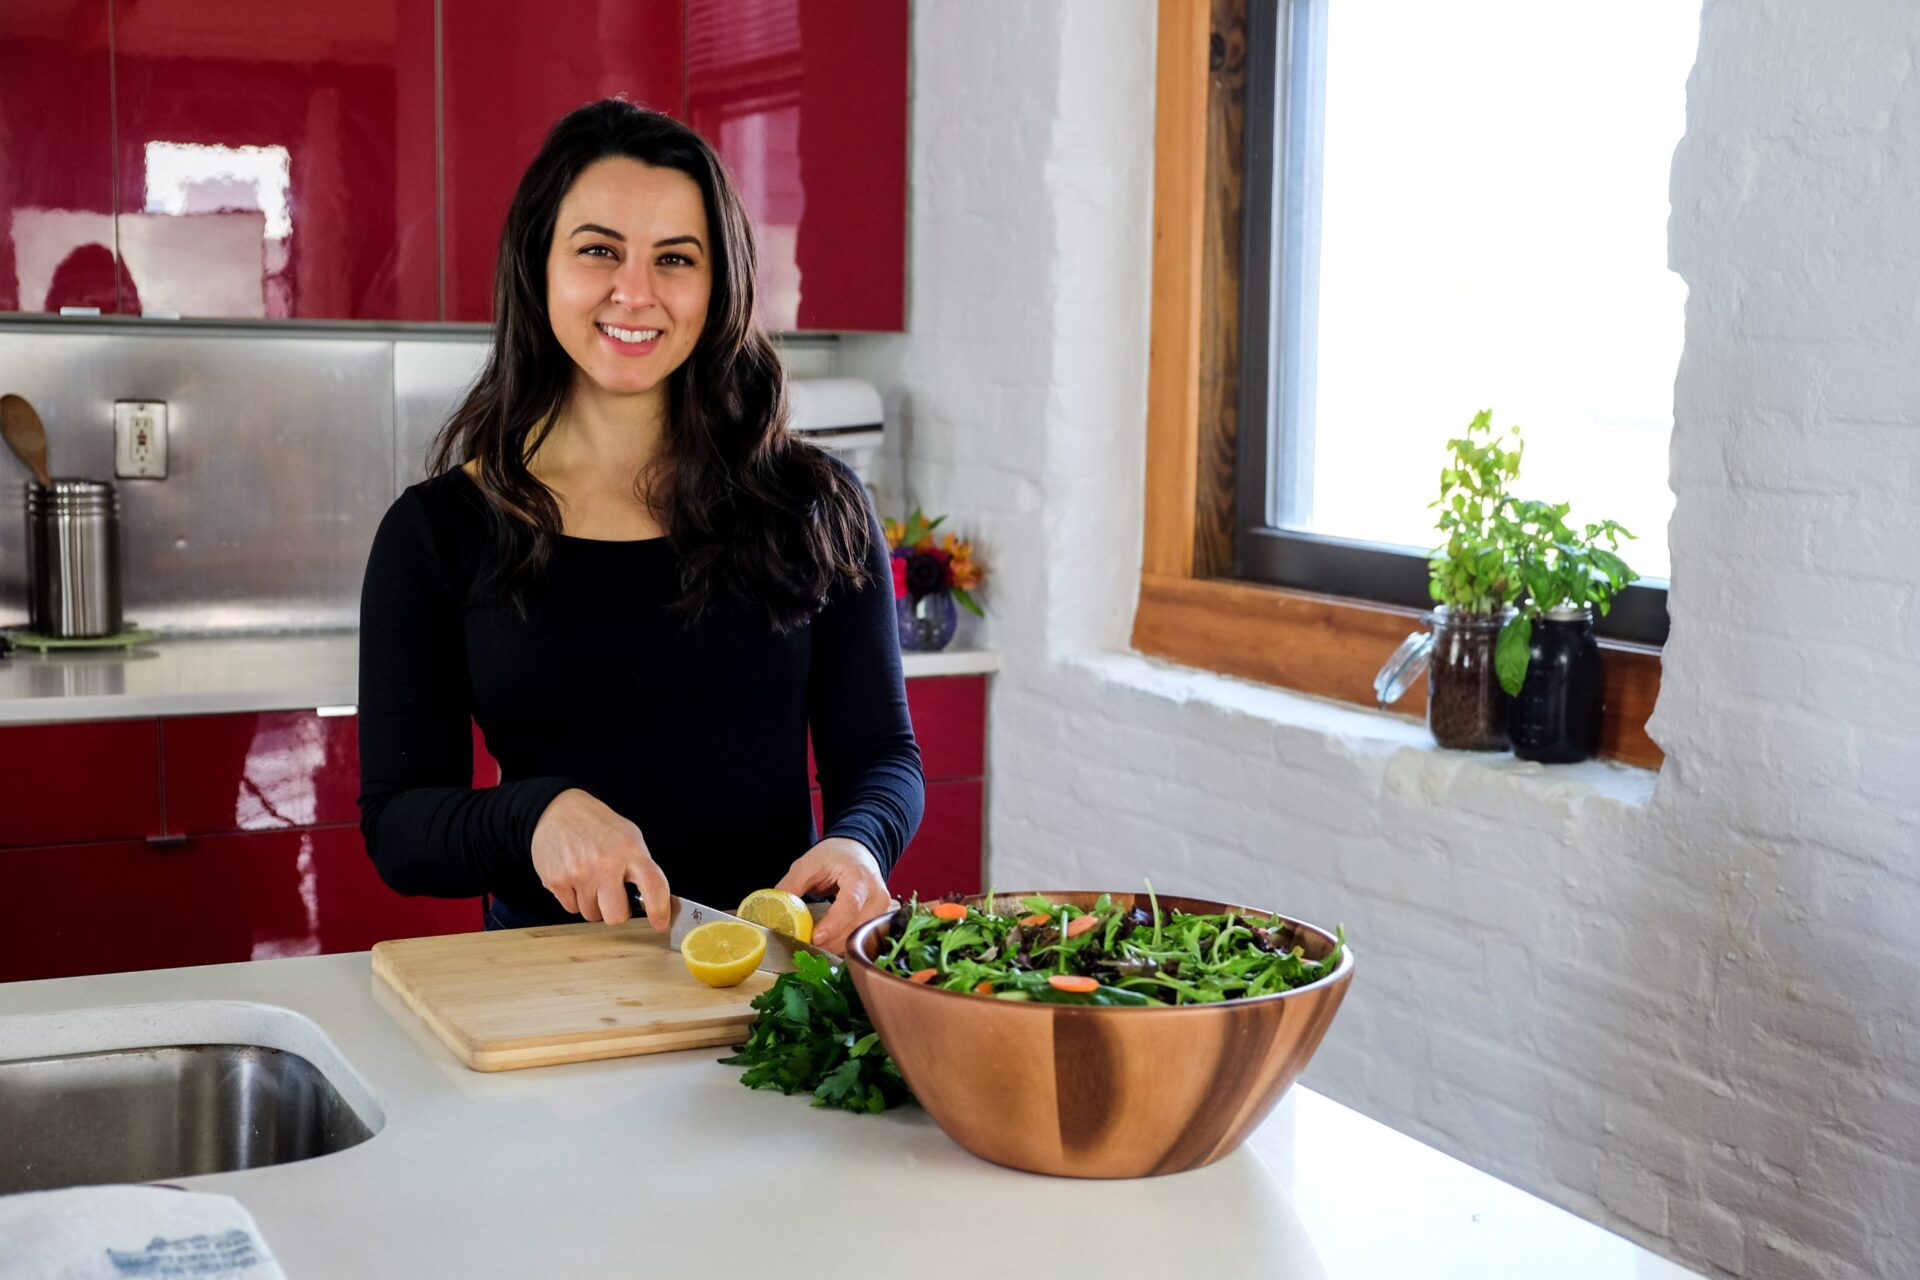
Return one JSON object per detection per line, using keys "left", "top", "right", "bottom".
{"left": 449, "top": 466, "right": 672, "bottom": 546}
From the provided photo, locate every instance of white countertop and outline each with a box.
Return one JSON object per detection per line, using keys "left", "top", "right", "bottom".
{"left": 0, "top": 633, "right": 1001, "bottom": 724}
{"left": 0, "top": 953, "right": 1702, "bottom": 1279}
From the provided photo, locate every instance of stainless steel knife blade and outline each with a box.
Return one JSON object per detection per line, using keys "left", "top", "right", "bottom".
{"left": 651, "top": 892, "right": 834, "bottom": 974}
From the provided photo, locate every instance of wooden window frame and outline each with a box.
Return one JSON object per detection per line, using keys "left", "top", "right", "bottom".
{"left": 1132, "top": 0, "right": 1663, "bottom": 769}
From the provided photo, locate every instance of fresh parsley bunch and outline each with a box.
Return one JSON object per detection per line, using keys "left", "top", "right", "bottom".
{"left": 718, "top": 949, "right": 913, "bottom": 1114}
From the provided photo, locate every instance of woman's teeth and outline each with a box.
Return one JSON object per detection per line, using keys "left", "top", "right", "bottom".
{"left": 598, "top": 323, "right": 661, "bottom": 343}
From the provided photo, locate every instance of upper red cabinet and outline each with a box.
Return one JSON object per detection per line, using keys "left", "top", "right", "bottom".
{"left": 109, "top": 0, "right": 438, "bottom": 320}
{"left": 0, "top": 1, "right": 119, "bottom": 314}
{"left": 687, "top": 0, "right": 908, "bottom": 332}
{"left": 441, "top": 0, "right": 684, "bottom": 324}
{"left": 0, "top": 2, "right": 903, "bottom": 327}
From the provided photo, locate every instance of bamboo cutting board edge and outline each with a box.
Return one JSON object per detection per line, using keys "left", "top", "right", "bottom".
{"left": 370, "top": 922, "right": 773, "bottom": 1073}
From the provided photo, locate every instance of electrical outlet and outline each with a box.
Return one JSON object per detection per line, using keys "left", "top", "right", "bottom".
{"left": 114, "top": 400, "right": 168, "bottom": 479}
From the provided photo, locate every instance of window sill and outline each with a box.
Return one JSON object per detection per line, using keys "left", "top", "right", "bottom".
{"left": 1129, "top": 574, "right": 1664, "bottom": 770}
{"left": 1074, "top": 648, "right": 1658, "bottom": 810}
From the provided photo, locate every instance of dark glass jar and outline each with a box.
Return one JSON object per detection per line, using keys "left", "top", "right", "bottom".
{"left": 1509, "top": 605, "right": 1603, "bottom": 763}
{"left": 1427, "top": 607, "right": 1513, "bottom": 751}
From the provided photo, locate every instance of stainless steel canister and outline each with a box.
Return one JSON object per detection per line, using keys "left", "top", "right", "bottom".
{"left": 25, "top": 479, "right": 124, "bottom": 638}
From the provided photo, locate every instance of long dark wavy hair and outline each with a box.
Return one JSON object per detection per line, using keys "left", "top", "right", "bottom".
{"left": 430, "top": 98, "right": 871, "bottom": 631}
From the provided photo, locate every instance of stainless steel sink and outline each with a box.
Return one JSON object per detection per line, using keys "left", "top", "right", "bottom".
{"left": 0, "top": 1043, "right": 374, "bottom": 1193}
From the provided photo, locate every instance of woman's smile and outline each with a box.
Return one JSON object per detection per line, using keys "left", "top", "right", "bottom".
{"left": 595, "top": 321, "right": 664, "bottom": 355}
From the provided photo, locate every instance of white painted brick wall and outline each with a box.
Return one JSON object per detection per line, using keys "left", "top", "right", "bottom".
{"left": 841, "top": 1, "right": 1920, "bottom": 1276}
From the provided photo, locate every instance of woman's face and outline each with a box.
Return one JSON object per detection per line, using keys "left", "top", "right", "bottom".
{"left": 545, "top": 156, "right": 712, "bottom": 403}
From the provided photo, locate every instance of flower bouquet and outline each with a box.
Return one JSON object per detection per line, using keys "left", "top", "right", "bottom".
{"left": 883, "top": 507, "right": 985, "bottom": 651}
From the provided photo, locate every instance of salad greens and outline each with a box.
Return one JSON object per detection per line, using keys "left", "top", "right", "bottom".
{"left": 719, "top": 949, "right": 913, "bottom": 1114}
{"left": 878, "top": 892, "right": 1346, "bottom": 1007}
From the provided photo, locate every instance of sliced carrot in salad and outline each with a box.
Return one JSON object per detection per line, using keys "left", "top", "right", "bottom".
{"left": 930, "top": 902, "right": 969, "bottom": 921}
{"left": 1018, "top": 912, "right": 1051, "bottom": 927}
{"left": 974, "top": 980, "right": 995, "bottom": 995}
{"left": 1048, "top": 974, "right": 1099, "bottom": 994}
{"left": 1065, "top": 914, "right": 1101, "bottom": 939}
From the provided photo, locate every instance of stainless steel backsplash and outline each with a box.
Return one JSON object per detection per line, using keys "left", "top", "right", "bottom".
{"left": 0, "top": 324, "right": 838, "bottom": 634}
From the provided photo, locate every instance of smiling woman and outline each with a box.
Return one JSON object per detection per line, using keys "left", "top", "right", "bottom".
{"left": 356, "top": 100, "right": 924, "bottom": 952}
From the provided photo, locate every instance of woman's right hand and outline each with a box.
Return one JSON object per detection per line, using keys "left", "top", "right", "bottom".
{"left": 530, "top": 788, "right": 671, "bottom": 928}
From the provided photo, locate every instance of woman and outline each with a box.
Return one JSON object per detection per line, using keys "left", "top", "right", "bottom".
{"left": 356, "top": 99, "right": 923, "bottom": 954}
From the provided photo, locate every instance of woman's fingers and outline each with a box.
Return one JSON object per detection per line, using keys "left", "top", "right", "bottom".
{"left": 596, "top": 880, "right": 631, "bottom": 926}
{"left": 628, "top": 858, "right": 672, "bottom": 930}
{"left": 772, "top": 857, "right": 831, "bottom": 899}
{"left": 815, "top": 875, "right": 893, "bottom": 952}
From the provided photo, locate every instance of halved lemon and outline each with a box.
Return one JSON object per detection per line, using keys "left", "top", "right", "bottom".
{"left": 736, "top": 888, "right": 814, "bottom": 943}
{"left": 680, "top": 920, "right": 767, "bottom": 988}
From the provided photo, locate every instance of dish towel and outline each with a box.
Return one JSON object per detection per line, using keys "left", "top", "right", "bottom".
{"left": 0, "top": 1184, "right": 287, "bottom": 1280}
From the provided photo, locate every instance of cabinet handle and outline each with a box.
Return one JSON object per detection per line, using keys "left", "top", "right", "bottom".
{"left": 144, "top": 834, "right": 188, "bottom": 848}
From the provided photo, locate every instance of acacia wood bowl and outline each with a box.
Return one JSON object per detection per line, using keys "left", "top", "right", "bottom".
{"left": 846, "top": 890, "right": 1354, "bottom": 1178}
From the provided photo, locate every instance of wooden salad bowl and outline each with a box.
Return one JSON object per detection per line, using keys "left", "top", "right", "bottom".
{"left": 846, "top": 890, "right": 1354, "bottom": 1178}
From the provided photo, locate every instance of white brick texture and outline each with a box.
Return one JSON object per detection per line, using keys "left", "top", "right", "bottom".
{"left": 840, "top": 2, "right": 1920, "bottom": 1276}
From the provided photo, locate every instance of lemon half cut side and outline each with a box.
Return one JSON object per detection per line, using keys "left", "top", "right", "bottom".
{"left": 736, "top": 888, "right": 814, "bottom": 943}
{"left": 680, "top": 920, "right": 767, "bottom": 988}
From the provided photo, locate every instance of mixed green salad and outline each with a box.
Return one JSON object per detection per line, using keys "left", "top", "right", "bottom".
{"left": 876, "top": 891, "right": 1346, "bottom": 1007}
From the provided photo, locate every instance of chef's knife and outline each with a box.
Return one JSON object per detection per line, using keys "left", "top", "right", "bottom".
{"left": 629, "top": 888, "right": 834, "bottom": 974}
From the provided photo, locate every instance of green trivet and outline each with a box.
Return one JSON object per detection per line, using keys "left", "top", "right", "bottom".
{"left": 3, "top": 624, "right": 159, "bottom": 652}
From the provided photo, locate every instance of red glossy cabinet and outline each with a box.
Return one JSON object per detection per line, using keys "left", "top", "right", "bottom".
{"left": 3, "top": 2, "right": 904, "bottom": 326}
{"left": 0, "top": 0, "right": 120, "bottom": 314}
{"left": 0, "top": 719, "right": 161, "bottom": 848}
{"left": 687, "top": 0, "right": 908, "bottom": 331}
{"left": 109, "top": 0, "right": 438, "bottom": 320}
{"left": 0, "top": 709, "right": 499, "bottom": 983}
{"left": 809, "top": 675, "right": 988, "bottom": 900}
{"left": 891, "top": 780, "right": 984, "bottom": 904}
{"left": 441, "top": 0, "right": 684, "bottom": 323}
{"left": 2, "top": 673, "right": 979, "bottom": 982}
{"left": 0, "top": 827, "right": 479, "bottom": 984}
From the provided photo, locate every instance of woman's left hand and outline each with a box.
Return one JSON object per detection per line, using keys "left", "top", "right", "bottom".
{"left": 775, "top": 838, "right": 894, "bottom": 954}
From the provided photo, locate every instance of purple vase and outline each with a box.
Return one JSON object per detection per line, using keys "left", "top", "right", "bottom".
{"left": 896, "top": 591, "right": 958, "bottom": 651}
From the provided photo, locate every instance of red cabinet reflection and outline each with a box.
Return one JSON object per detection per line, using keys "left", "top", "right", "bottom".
{"left": 109, "top": 0, "right": 437, "bottom": 320}
{"left": 162, "top": 710, "right": 362, "bottom": 834}
{"left": 441, "top": 0, "right": 684, "bottom": 323}
{"left": 687, "top": 0, "right": 908, "bottom": 332}
{"left": 0, "top": 0, "right": 120, "bottom": 314}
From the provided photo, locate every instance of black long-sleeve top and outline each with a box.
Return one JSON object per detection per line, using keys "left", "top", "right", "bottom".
{"left": 356, "top": 466, "right": 924, "bottom": 923}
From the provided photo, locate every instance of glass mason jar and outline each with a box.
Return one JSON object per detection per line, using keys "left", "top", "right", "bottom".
{"left": 896, "top": 590, "right": 958, "bottom": 652}
{"left": 1426, "top": 606, "right": 1515, "bottom": 751}
{"left": 1509, "top": 605, "right": 1603, "bottom": 764}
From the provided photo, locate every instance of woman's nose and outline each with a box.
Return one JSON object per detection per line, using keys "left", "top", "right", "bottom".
{"left": 609, "top": 260, "right": 657, "bottom": 311}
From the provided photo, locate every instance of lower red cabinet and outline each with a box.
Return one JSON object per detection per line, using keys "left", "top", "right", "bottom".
{"left": 0, "top": 720, "right": 162, "bottom": 849}
{"left": 0, "top": 827, "right": 480, "bottom": 984}
{"left": 2, "top": 674, "right": 987, "bottom": 982}
{"left": 888, "top": 780, "right": 984, "bottom": 902}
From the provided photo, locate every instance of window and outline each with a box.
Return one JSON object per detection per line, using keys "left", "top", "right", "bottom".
{"left": 1236, "top": 0, "right": 1699, "bottom": 642}
{"left": 1133, "top": 0, "right": 1669, "bottom": 768}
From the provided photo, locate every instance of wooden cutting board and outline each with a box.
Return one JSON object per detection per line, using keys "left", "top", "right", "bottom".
{"left": 371, "top": 920, "right": 776, "bottom": 1072}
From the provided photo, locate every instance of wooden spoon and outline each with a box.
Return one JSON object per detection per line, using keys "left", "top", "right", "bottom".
{"left": 0, "top": 394, "right": 52, "bottom": 488}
